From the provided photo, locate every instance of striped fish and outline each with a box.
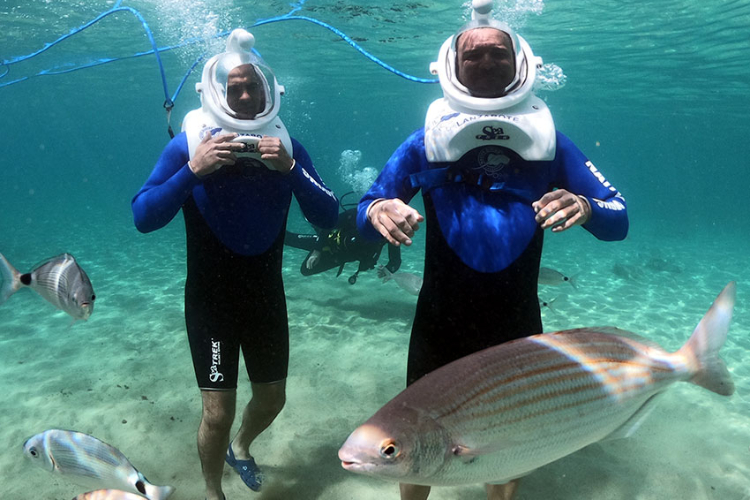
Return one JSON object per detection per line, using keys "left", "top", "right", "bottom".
{"left": 339, "top": 283, "right": 736, "bottom": 486}
{"left": 23, "top": 430, "right": 173, "bottom": 500}
{"left": 0, "top": 252, "right": 95, "bottom": 321}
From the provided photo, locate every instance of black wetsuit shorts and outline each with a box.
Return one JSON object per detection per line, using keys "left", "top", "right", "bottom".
{"left": 407, "top": 194, "right": 544, "bottom": 385}
{"left": 183, "top": 198, "right": 289, "bottom": 389}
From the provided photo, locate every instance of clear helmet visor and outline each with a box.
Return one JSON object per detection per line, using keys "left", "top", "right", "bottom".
{"left": 449, "top": 20, "right": 527, "bottom": 97}
{"left": 430, "top": 18, "right": 541, "bottom": 112}
{"left": 207, "top": 57, "right": 276, "bottom": 120}
{"left": 197, "top": 29, "right": 284, "bottom": 129}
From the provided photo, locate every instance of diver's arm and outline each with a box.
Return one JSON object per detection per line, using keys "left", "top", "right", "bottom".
{"left": 549, "top": 132, "right": 629, "bottom": 241}
{"left": 288, "top": 139, "right": 339, "bottom": 229}
{"left": 132, "top": 134, "right": 201, "bottom": 233}
{"left": 357, "top": 129, "right": 426, "bottom": 244}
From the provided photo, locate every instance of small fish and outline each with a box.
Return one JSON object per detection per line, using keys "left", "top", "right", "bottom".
{"left": 377, "top": 265, "right": 423, "bottom": 296}
{"left": 644, "top": 257, "right": 683, "bottom": 274}
{"left": 74, "top": 491, "right": 147, "bottom": 500}
{"left": 339, "top": 283, "right": 735, "bottom": 486}
{"left": 612, "top": 262, "right": 646, "bottom": 282}
{"left": 538, "top": 266, "right": 577, "bottom": 288}
{"left": 539, "top": 297, "right": 557, "bottom": 312}
{"left": 0, "top": 252, "right": 95, "bottom": 321}
{"left": 23, "top": 429, "right": 174, "bottom": 500}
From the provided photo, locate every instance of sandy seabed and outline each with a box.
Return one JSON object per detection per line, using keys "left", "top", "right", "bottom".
{"left": 1, "top": 223, "right": 749, "bottom": 500}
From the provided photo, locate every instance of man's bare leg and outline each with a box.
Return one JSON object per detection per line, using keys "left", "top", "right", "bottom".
{"left": 486, "top": 479, "right": 519, "bottom": 500}
{"left": 229, "top": 380, "right": 287, "bottom": 459}
{"left": 400, "top": 483, "right": 431, "bottom": 500}
{"left": 198, "top": 389, "right": 236, "bottom": 500}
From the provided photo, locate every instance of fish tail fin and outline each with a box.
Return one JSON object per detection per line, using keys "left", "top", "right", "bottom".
{"left": 569, "top": 274, "right": 578, "bottom": 289}
{"left": 0, "top": 252, "right": 22, "bottom": 305}
{"left": 143, "top": 483, "right": 175, "bottom": 500}
{"left": 547, "top": 297, "right": 557, "bottom": 313}
{"left": 678, "top": 282, "right": 736, "bottom": 396}
{"left": 539, "top": 297, "right": 557, "bottom": 313}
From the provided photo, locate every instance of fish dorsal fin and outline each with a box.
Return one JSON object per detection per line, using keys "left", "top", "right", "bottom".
{"left": 601, "top": 393, "right": 663, "bottom": 442}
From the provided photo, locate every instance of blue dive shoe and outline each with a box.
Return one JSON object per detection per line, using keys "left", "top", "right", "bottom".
{"left": 226, "top": 444, "right": 264, "bottom": 492}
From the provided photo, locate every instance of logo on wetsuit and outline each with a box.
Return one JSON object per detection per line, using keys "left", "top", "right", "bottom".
{"left": 475, "top": 146, "right": 511, "bottom": 179}
{"left": 210, "top": 340, "right": 224, "bottom": 383}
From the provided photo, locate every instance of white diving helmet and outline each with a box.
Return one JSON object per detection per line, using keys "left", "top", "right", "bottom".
{"left": 430, "top": 0, "right": 541, "bottom": 113}
{"left": 196, "top": 28, "right": 284, "bottom": 130}
{"left": 424, "top": 0, "right": 556, "bottom": 162}
{"left": 183, "top": 29, "right": 292, "bottom": 169}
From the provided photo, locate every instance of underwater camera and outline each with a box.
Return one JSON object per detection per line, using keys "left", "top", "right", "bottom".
{"left": 232, "top": 134, "right": 262, "bottom": 156}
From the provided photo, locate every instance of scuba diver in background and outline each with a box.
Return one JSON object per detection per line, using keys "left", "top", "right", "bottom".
{"left": 352, "top": 1, "right": 629, "bottom": 499}
{"left": 285, "top": 194, "right": 401, "bottom": 284}
{"left": 131, "top": 29, "right": 338, "bottom": 500}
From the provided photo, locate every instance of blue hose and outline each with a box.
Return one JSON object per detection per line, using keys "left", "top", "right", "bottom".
{"left": 1, "top": 3, "right": 437, "bottom": 108}
{"left": 253, "top": 15, "right": 437, "bottom": 84}
{"left": 2, "top": 6, "right": 171, "bottom": 102}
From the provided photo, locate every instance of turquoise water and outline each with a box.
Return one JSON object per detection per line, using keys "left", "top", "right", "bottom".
{"left": 1, "top": 1, "right": 749, "bottom": 499}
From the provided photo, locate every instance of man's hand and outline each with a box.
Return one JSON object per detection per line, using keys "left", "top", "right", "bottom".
{"left": 189, "top": 132, "right": 243, "bottom": 177}
{"left": 259, "top": 136, "right": 294, "bottom": 173}
{"left": 367, "top": 199, "right": 424, "bottom": 246}
{"left": 532, "top": 189, "right": 591, "bottom": 233}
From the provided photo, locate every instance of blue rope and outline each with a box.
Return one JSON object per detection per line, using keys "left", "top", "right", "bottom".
{"left": 251, "top": 15, "right": 438, "bottom": 84}
{"left": 171, "top": 54, "right": 205, "bottom": 105}
{"left": 1, "top": 6, "right": 172, "bottom": 104}
{"left": 165, "top": 14, "right": 437, "bottom": 105}
{"left": 1, "top": 3, "right": 437, "bottom": 104}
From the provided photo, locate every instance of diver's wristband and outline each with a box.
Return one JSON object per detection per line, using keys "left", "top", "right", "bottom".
{"left": 366, "top": 199, "right": 387, "bottom": 220}
{"left": 577, "top": 195, "right": 592, "bottom": 224}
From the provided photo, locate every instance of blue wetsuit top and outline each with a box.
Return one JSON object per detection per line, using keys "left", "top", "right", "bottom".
{"left": 357, "top": 129, "right": 628, "bottom": 273}
{"left": 132, "top": 132, "right": 339, "bottom": 255}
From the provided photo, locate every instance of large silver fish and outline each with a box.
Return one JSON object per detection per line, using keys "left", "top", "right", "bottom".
{"left": 0, "top": 252, "right": 95, "bottom": 321}
{"left": 23, "top": 429, "right": 174, "bottom": 500}
{"left": 74, "top": 490, "right": 148, "bottom": 500}
{"left": 339, "top": 283, "right": 736, "bottom": 486}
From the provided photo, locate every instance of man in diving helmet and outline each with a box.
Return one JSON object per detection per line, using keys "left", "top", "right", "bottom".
{"left": 132, "top": 29, "right": 338, "bottom": 500}
{"left": 355, "top": 3, "right": 629, "bottom": 500}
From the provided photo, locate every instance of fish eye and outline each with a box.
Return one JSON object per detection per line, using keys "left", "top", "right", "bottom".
{"left": 91, "top": 294, "right": 96, "bottom": 301}
{"left": 28, "top": 446, "right": 38, "bottom": 457}
{"left": 379, "top": 440, "right": 400, "bottom": 460}
{"left": 136, "top": 480, "right": 147, "bottom": 495}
